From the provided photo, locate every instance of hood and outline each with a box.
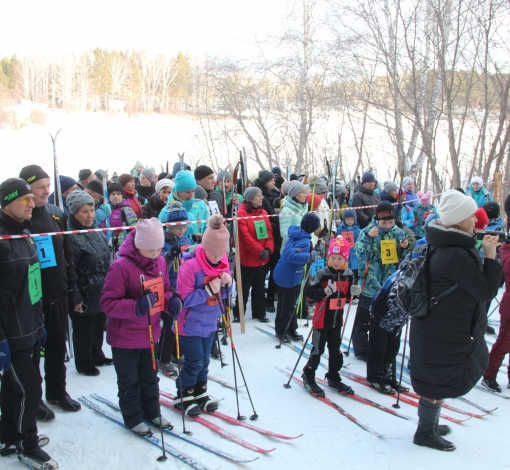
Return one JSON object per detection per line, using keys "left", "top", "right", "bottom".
{"left": 380, "top": 191, "right": 397, "bottom": 203}
{"left": 425, "top": 218, "right": 476, "bottom": 248}
{"left": 118, "top": 229, "right": 162, "bottom": 271}
{"left": 288, "top": 225, "right": 311, "bottom": 242}
{"left": 282, "top": 196, "right": 307, "bottom": 212}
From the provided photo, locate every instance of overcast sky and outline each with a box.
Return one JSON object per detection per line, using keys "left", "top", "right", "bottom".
{"left": 1, "top": 0, "right": 289, "bottom": 59}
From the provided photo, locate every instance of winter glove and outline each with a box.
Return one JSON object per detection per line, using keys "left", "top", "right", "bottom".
{"left": 309, "top": 250, "right": 320, "bottom": 263}
{"left": 207, "top": 277, "right": 222, "bottom": 295}
{"left": 135, "top": 292, "right": 156, "bottom": 317}
{"left": 219, "top": 272, "right": 232, "bottom": 286}
{"left": 164, "top": 245, "right": 181, "bottom": 262}
{"left": 259, "top": 248, "right": 271, "bottom": 260}
{"left": 324, "top": 279, "right": 338, "bottom": 297}
{"left": 35, "top": 327, "right": 47, "bottom": 348}
{"left": 0, "top": 340, "right": 10, "bottom": 372}
{"left": 67, "top": 290, "right": 76, "bottom": 313}
{"left": 350, "top": 284, "right": 362, "bottom": 296}
{"left": 100, "top": 204, "right": 112, "bottom": 217}
{"left": 168, "top": 295, "right": 183, "bottom": 315}
{"left": 192, "top": 233, "right": 203, "bottom": 243}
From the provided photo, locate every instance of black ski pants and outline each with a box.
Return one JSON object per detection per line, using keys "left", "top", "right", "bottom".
{"left": 275, "top": 284, "right": 300, "bottom": 336}
{"left": 352, "top": 295, "right": 371, "bottom": 358}
{"left": 157, "top": 313, "right": 175, "bottom": 364}
{"left": 233, "top": 265, "right": 267, "bottom": 319}
{"left": 69, "top": 311, "right": 106, "bottom": 373}
{"left": 32, "top": 299, "right": 69, "bottom": 400}
{"left": 366, "top": 318, "right": 401, "bottom": 382}
{"left": 304, "top": 326, "right": 344, "bottom": 380}
{"left": 0, "top": 347, "right": 41, "bottom": 452}
{"left": 112, "top": 347, "right": 161, "bottom": 429}
{"left": 266, "top": 251, "right": 280, "bottom": 306}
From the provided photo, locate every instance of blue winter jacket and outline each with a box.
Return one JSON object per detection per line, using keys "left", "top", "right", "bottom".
{"left": 337, "top": 220, "right": 361, "bottom": 270}
{"left": 488, "top": 216, "right": 505, "bottom": 232}
{"left": 274, "top": 226, "right": 311, "bottom": 288}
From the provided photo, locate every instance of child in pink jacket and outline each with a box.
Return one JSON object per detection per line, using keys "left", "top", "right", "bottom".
{"left": 100, "top": 218, "right": 181, "bottom": 436}
{"left": 173, "top": 215, "right": 233, "bottom": 416}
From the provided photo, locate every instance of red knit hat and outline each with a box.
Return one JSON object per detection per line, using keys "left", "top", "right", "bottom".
{"left": 328, "top": 236, "right": 350, "bottom": 262}
{"left": 474, "top": 208, "right": 489, "bottom": 230}
{"left": 307, "top": 193, "right": 322, "bottom": 211}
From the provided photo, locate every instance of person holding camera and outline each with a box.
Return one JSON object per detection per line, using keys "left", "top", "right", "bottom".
{"left": 410, "top": 189, "right": 502, "bottom": 451}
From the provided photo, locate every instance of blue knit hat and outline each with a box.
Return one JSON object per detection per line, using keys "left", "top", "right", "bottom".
{"left": 59, "top": 175, "right": 77, "bottom": 192}
{"left": 300, "top": 213, "right": 321, "bottom": 233}
{"left": 173, "top": 170, "right": 197, "bottom": 192}
{"left": 343, "top": 209, "right": 357, "bottom": 222}
{"left": 166, "top": 201, "right": 188, "bottom": 222}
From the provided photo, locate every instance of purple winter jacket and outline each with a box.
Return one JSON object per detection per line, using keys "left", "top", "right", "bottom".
{"left": 100, "top": 229, "right": 173, "bottom": 349}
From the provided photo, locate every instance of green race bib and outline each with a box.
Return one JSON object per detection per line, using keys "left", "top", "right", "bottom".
{"left": 28, "top": 262, "right": 42, "bottom": 305}
{"left": 253, "top": 220, "right": 268, "bottom": 240}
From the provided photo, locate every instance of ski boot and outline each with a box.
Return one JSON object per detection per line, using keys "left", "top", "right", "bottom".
{"left": 288, "top": 330, "right": 303, "bottom": 341}
{"left": 277, "top": 334, "right": 291, "bottom": 344}
{"left": 46, "top": 393, "right": 81, "bottom": 412}
{"left": 131, "top": 422, "right": 153, "bottom": 437}
{"left": 158, "top": 361, "right": 178, "bottom": 377}
{"left": 482, "top": 378, "right": 502, "bottom": 393}
{"left": 194, "top": 380, "right": 219, "bottom": 412}
{"left": 368, "top": 378, "right": 393, "bottom": 395}
{"left": 17, "top": 446, "right": 59, "bottom": 469}
{"left": 325, "top": 373, "right": 354, "bottom": 394}
{"left": 151, "top": 416, "right": 173, "bottom": 430}
{"left": 388, "top": 379, "right": 410, "bottom": 393}
{"left": 302, "top": 368, "right": 325, "bottom": 397}
{"left": 173, "top": 386, "right": 201, "bottom": 416}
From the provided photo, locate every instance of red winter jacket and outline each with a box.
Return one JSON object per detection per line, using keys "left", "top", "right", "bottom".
{"left": 237, "top": 202, "right": 274, "bottom": 267}
{"left": 499, "top": 243, "right": 510, "bottom": 319}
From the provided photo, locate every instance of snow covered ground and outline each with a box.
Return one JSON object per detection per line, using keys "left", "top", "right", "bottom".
{"left": 2, "top": 291, "right": 508, "bottom": 470}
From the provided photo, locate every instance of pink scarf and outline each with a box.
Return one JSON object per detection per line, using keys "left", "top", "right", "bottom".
{"left": 195, "top": 245, "right": 229, "bottom": 276}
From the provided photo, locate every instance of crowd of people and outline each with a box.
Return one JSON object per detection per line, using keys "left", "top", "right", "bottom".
{"left": 0, "top": 160, "right": 508, "bottom": 467}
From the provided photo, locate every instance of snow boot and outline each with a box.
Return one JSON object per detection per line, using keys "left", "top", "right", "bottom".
{"left": 413, "top": 397, "right": 456, "bottom": 451}
{"left": 46, "top": 393, "right": 81, "bottom": 412}
{"left": 387, "top": 378, "right": 410, "bottom": 393}
{"left": 131, "top": 422, "right": 153, "bottom": 437}
{"left": 173, "top": 386, "right": 201, "bottom": 416}
{"left": 277, "top": 334, "right": 291, "bottom": 344}
{"left": 482, "top": 378, "right": 502, "bottom": 393}
{"left": 435, "top": 425, "right": 452, "bottom": 437}
{"left": 151, "top": 416, "right": 173, "bottom": 430}
{"left": 368, "top": 378, "right": 393, "bottom": 395}
{"left": 36, "top": 401, "right": 55, "bottom": 422}
{"left": 302, "top": 367, "right": 325, "bottom": 397}
{"left": 17, "top": 446, "right": 59, "bottom": 469}
{"left": 195, "top": 380, "right": 219, "bottom": 412}
{"left": 288, "top": 330, "right": 303, "bottom": 341}
{"left": 325, "top": 373, "right": 354, "bottom": 394}
{"left": 158, "top": 361, "right": 178, "bottom": 377}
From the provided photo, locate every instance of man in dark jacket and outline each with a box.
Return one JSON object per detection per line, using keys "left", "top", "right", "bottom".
{"left": 0, "top": 178, "right": 58, "bottom": 469}
{"left": 19, "top": 165, "right": 81, "bottom": 418}
{"left": 352, "top": 172, "right": 381, "bottom": 229}
{"left": 195, "top": 165, "right": 224, "bottom": 216}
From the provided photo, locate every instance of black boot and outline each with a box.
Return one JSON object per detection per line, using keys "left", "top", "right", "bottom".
{"left": 173, "top": 385, "right": 201, "bottom": 416}
{"left": 302, "top": 367, "right": 325, "bottom": 396}
{"left": 194, "top": 380, "right": 219, "bottom": 412}
{"left": 367, "top": 375, "right": 393, "bottom": 395}
{"left": 325, "top": 372, "right": 354, "bottom": 394}
{"left": 413, "top": 398, "right": 456, "bottom": 451}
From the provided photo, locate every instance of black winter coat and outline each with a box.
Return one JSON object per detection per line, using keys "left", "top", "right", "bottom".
{"left": 68, "top": 215, "right": 110, "bottom": 315}
{"left": 142, "top": 194, "right": 166, "bottom": 220}
{"left": 409, "top": 220, "right": 502, "bottom": 399}
{"left": 0, "top": 213, "right": 44, "bottom": 350}
{"left": 352, "top": 186, "right": 381, "bottom": 229}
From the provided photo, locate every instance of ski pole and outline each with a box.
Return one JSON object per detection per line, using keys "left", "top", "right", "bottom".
{"left": 140, "top": 275, "right": 167, "bottom": 461}
{"left": 174, "top": 317, "right": 192, "bottom": 435}
{"left": 215, "top": 289, "right": 259, "bottom": 421}
{"left": 215, "top": 330, "right": 227, "bottom": 368}
{"left": 393, "top": 316, "right": 410, "bottom": 409}
{"left": 487, "top": 297, "right": 500, "bottom": 319}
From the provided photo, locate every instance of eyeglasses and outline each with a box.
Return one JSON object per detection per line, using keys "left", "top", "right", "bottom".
{"left": 19, "top": 195, "right": 36, "bottom": 205}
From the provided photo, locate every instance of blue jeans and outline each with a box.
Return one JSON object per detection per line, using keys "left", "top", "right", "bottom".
{"left": 178, "top": 333, "right": 215, "bottom": 391}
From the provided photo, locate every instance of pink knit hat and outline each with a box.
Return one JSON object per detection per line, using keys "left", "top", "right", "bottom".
{"left": 134, "top": 218, "right": 164, "bottom": 250}
{"left": 329, "top": 236, "right": 350, "bottom": 262}
{"left": 418, "top": 190, "right": 433, "bottom": 206}
{"left": 201, "top": 215, "right": 230, "bottom": 257}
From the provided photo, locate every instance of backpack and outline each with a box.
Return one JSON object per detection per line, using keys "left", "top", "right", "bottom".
{"left": 396, "top": 245, "right": 458, "bottom": 318}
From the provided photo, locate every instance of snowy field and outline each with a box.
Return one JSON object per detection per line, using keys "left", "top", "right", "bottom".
{"left": 2, "top": 291, "right": 508, "bottom": 470}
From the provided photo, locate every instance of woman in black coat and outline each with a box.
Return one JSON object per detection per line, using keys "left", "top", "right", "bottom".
{"left": 66, "top": 190, "right": 112, "bottom": 376}
{"left": 410, "top": 189, "right": 502, "bottom": 451}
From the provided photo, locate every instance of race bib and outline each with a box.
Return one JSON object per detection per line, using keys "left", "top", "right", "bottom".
{"left": 381, "top": 239, "right": 398, "bottom": 265}
{"left": 329, "top": 297, "right": 347, "bottom": 310}
{"left": 341, "top": 231, "right": 355, "bottom": 248}
{"left": 310, "top": 258, "right": 325, "bottom": 276}
{"left": 206, "top": 200, "right": 221, "bottom": 216}
{"left": 253, "top": 220, "right": 268, "bottom": 240}
{"left": 34, "top": 236, "right": 57, "bottom": 269}
{"left": 28, "top": 262, "right": 42, "bottom": 305}
{"left": 142, "top": 277, "right": 165, "bottom": 316}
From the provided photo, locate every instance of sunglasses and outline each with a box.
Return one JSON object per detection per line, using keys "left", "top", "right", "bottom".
{"left": 19, "top": 194, "right": 36, "bottom": 205}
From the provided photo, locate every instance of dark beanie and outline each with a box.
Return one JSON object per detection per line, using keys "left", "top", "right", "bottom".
{"left": 274, "top": 175, "right": 285, "bottom": 189}
{"left": 375, "top": 202, "right": 395, "bottom": 220}
{"left": 86, "top": 179, "right": 103, "bottom": 194}
{"left": 483, "top": 201, "right": 500, "bottom": 220}
{"left": 362, "top": 172, "right": 376, "bottom": 185}
{"left": 194, "top": 165, "right": 214, "bottom": 181}
{"left": 59, "top": 176, "right": 77, "bottom": 192}
{"left": 300, "top": 213, "right": 321, "bottom": 234}
{"left": 108, "top": 183, "right": 123, "bottom": 195}
{"left": 290, "top": 174, "right": 298, "bottom": 181}
{"left": 0, "top": 178, "right": 34, "bottom": 208}
{"left": 118, "top": 173, "right": 134, "bottom": 187}
{"left": 271, "top": 167, "right": 282, "bottom": 176}
{"left": 78, "top": 169, "right": 92, "bottom": 181}
{"left": 258, "top": 170, "right": 275, "bottom": 185}
{"left": 19, "top": 165, "right": 50, "bottom": 184}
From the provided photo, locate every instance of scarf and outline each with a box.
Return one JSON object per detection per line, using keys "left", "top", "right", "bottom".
{"left": 195, "top": 245, "right": 229, "bottom": 277}
{"left": 124, "top": 189, "right": 142, "bottom": 219}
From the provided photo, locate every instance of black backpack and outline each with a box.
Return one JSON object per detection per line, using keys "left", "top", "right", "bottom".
{"left": 396, "top": 245, "right": 458, "bottom": 318}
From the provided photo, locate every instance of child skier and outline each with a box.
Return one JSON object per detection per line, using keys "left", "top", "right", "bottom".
{"left": 302, "top": 237, "right": 361, "bottom": 395}
{"left": 273, "top": 213, "right": 322, "bottom": 343}
{"left": 173, "top": 215, "right": 233, "bottom": 416}
{"left": 414, "top": 191, "right": 437, "bottom": 239}
{"left": 108, "top": 182, "right": 138, "bottom": 256}
{"left": 100, "top": 218, "right": 181, "bottom": 437}
{"left": 337, "top": 209, "right": 361, "bottom": 283}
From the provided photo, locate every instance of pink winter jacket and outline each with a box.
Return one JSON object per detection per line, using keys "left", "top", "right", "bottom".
{"left": 100, "top": 229, "right": 173, "bottom": 349}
